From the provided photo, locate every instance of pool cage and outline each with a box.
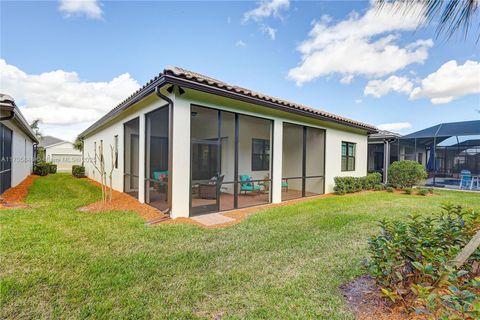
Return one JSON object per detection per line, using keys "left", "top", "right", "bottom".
{"left": 396, "top": 120, "right": 480, "bottom": 190}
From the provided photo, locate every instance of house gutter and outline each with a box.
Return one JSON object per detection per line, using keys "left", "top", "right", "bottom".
{"left": 154, "top": 83, "right": 174, "bottom": 214}
{"left": 0, "top": 105, "right": 15, "bottom": 121}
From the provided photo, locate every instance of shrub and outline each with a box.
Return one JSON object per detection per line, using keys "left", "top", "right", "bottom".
{"left": 334, "top": 173, "right": 382, "bottom": 195}
{"left": 47, "top": 162, "right": 57, "bottom": 174}
{"left": 403, "top": 187, "right": 412, "bottom": 194}
{"left": 34, "top": 162, "right": 49, "bottom": 176}
{"left": 72, "top": 165, "right": 85, "bottom": 178}
{"left": 427, "top": 187, "right": 434, "bottom": 194}
{"left": 386, "top": 186, "right": 394, "bottom": 193}
{"left": 364, "top": 172, "right": 382, "bottom": 189}
{"left": 366, "top": 204, "right": 479, "bottom": 319}
{"left": 417, "top": 188, "right": 428, "bottom": 196}
{"left": 373, "top": 184, "right": 384, "bottom": 191}
{"left": 388, "top": 160, "right": 427, "bottom": 188}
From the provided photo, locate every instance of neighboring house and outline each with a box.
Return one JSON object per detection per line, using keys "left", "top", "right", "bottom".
{"left": 367, "top": 120, "right": 480, "bottom": 190}
{"left": 0, "top": 94, "right": 38, "bottom": 195}
{"left": 79, "top": 67, "right": 377, "bottom": 218}
{"left": 38, "top": 136, "right": 82, "bottom": 172}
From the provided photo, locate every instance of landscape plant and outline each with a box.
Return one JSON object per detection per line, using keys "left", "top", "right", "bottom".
{"left": 403, "top": 187, "right": 412, "bottom": 195}
{"left": 47, "top": 162, "right": 57, "bottom": 174}
{"left": 417, "top": 188, "right": 428, "bottom": 196}
{"left": 388, "top": 160, "right": 427, "bottom": 188}
{"left": 33, "top": 162, "right": 49, "bottom": 176}
{"left": 386, "top": 186, "right": 394, "bottom": 193}
{"left": 367, "top": 204, "right": 479, "bottom": 319}
{"left": 334, "top": 173, "right": 382, "bottom": 195}
{"left": 72, "top": 165, "right": 85, "bottom": 178}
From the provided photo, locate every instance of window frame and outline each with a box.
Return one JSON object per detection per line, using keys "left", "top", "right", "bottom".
{"left": 251, "top": 138, "right": 270, "bottom": 171}
{"left": 341, "top": 141, "right": 356, "bottom": 172}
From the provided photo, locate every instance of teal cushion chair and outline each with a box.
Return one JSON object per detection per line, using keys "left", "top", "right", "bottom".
{"left": 239, "top": 175, "right": 261, "bottom": 194}
{"left": 282, "top": 179, "right": 288, "bottom": 191}
{"left": 153, "top": 171, "right": 168, "bottom": 191}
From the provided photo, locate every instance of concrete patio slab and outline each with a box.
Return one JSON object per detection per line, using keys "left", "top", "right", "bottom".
{"left": 191, "top": 212, "right": 236, "bottom": 226}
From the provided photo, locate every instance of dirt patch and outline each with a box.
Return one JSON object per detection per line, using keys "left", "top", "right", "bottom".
{"left": 341, "top": 276, "right": 410, "bottom": 320}
{"left": 0, "top": 175, "right": 39, "bottom": 209}
{"left": 78, "top": 178, "right": 169, "bottom": 223}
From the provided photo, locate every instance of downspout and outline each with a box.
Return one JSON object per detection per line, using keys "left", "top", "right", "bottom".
{"left": 155, "top": 84, "right": 174, "bottom": 214}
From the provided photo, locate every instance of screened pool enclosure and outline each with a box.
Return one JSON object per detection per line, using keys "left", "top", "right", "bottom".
{"left": 397, "top": 120, "right": 480, "bottom": 190}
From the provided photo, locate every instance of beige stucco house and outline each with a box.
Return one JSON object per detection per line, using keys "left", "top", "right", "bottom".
{"left": 78, "top": 67, "right": 377, "bottom": 218}
{"left": 38, "top": 136, "right": 82, "bottom": 172}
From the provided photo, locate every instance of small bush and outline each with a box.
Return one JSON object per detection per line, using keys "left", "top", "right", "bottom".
{"left": 72, "top": 165, "right": 85, "bottom": 178}
{"left": 34, "top": 162, "right": 49, "bottom": 176}
{"left": 334, "top": 173, "right": 382, "bottom": 195}
{"left": 367, "top": 204, "right": 479, "bottom": 319}
{"left": 386, "top": 186, "right": 394, "bottom": 193}
{"left": 364, "top": 172, "right": 382, "bottom": 189}
{"left": 373, "top": 184, "right": 384, "bottom": 191}
{"left": 416, "top": 188, "right": 428, "bottom": 196}
{"left": 388, "top": 160, "right": 427, "bottom": 188}
{"left": 403, "top": 187, "right": 412, "bottom": 194}
{"left": 427, "top": 187, "right": 434, "bottom": 194}
{"left": 47, "top": 162, "right": 57, "bottom": 174}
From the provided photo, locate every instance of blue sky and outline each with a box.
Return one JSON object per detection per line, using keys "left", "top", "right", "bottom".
{"left": 1, "top": 0, "right": 479, "bottom": 141}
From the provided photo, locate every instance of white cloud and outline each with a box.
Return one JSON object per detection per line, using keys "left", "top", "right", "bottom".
{"left": 355, "top": 99, "right": 362, "bottom": 104}
{"left": 364, "top": 75, "right": 414, "bottom": 98}
{"left": 410, "top": 60, "right": 480, "bottom": 104}
{"left": 0, "top": 59, "right": 140, "bottom": 128}
{"left": 377, "top": 122, "right": 412, "bottom": 131}
{"left": 235, "top": 40, "right": 247, "bottom": 48}
{"left": 340, "top": 75, "right": 354, "bottom": 84}
{"left": 58, "top": 0, "right": 103, "bottom": 19}
{"left": 243, "top": 0, "right": 290, "bottom": 22}
{"left": 261, "top": 24, "right": 277, "bottom": 40}
{"left": 288, "top": 2, "right": 432, "bottom": 85}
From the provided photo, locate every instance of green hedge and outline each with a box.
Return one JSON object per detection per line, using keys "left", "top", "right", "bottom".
{"left": 34, "top": 162, "right": 50, "bottom": 176}
{"left": 334, "top": 172, "right": 382, "bottom": 195}
{"left": 47, "top": 162, "right": 57, "bottom": 174}
{"left": 72, "top": 165, "right": 85, "bottom": 178}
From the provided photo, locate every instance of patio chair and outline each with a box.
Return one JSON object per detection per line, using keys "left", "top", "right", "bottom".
{"left": 152, "top": 171, "right": 168, "bottom": 192}
{"left": 239, "top": 175, "right": 261, "bottom": 194}
{"left": 459, "top": 170, "right": 472, "bottom": 189}
{"left": 198, "top": 175, "right": 224, "bottom": 199}
{"left": 282, "top": 179, "right": 288, "bottom": 191}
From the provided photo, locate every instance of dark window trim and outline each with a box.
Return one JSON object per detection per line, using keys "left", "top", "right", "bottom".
{"left": 342, "top": 141, "right": 356, "bottom": 172}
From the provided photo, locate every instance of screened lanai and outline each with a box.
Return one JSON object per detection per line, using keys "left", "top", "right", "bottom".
{"left": 398, "top": 120, "right": 480, "bottom": 190}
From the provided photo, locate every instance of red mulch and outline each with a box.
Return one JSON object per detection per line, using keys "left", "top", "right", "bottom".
{"left": 0, "top": 175, "right": 39, "bottom": 209}
{"left": 78, "top": 178, "right": 169, "bottom": 222}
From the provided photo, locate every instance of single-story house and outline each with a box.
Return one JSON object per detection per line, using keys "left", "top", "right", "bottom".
{"left": 79, "top": 67, "right": 377, "bottom": 218}
{"left": 367, "top": 120, "right": 480, "bottom": 190}
{"left": 0, "top": 94, "right": 38, "bottom": 195}
{"left": 38, "top": 136, "right": 82, "bottom": 172}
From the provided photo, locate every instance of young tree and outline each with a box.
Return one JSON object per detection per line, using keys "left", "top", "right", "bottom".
{"left": 30, "top": 119, "right": 43, "bottom": 139}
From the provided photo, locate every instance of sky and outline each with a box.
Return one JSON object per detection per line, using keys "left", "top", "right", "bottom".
{"left": 1, "top": 0, "right": 479, "bottom": 142}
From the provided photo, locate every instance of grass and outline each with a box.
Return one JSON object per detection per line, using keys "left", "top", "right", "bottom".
{"left": 1, "top": 173, "right": 479, "bottom": 319}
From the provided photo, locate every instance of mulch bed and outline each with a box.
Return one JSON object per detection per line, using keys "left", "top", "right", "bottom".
{"left": 0, "top": 175, "right": 39, "bottom": 209}
{"left": 77, "top": 178, "right": 169, "bottom": 223}
{"left": 340, "top": 276, "right": 433, "bottom": 320}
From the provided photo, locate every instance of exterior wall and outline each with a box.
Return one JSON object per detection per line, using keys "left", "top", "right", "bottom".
{"left": 45, "top": 142, "right": 82, "bottom": 171}
{"left": 83, "top": 95, "right": 169, "bottom": 194}
{"left": 82, "top": 88, "right": 369, "bottom": 218}
{"left": 1, "top": 118, "right": 34, "bottom": 189}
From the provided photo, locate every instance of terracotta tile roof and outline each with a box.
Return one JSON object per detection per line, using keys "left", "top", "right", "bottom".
{"left": 164, "top": 66, "right": 377, "bottom": 132}
{"left": 79, "top": 67, "right": 377, "bottom": 138}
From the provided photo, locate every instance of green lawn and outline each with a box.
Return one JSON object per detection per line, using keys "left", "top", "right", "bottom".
{"left": 1, "top": 173, "right": 479, "bottom": 319}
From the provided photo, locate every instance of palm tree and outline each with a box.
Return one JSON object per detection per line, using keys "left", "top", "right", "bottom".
{"left": 30, "top": 119, "right": 43, "bottom": 140}
{"left": 379, "top": 0, "right": 479, "bottom": 40}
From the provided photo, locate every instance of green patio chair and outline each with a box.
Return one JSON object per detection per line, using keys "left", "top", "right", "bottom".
{"left": 282, "top": 179, "right": 288, "bottom": 191}
{"left": 239, "top": 175, "right": 261, "bottom": 194}
{"left": 153, "top": 171, "right": 168, "bottom": 192}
